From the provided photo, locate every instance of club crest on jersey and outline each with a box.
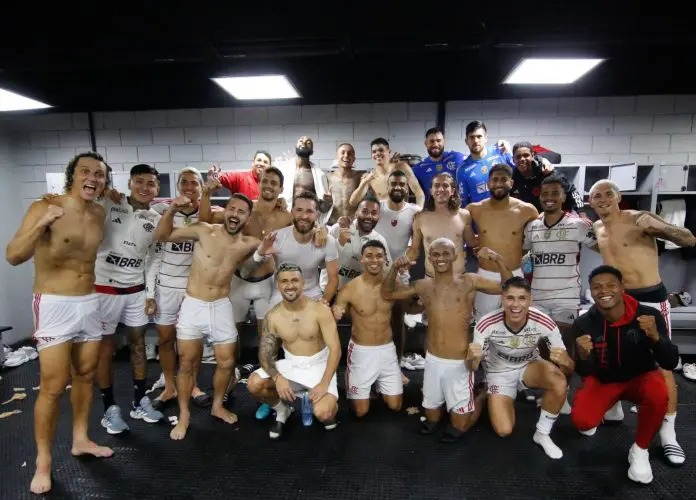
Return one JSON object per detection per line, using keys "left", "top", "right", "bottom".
{"left": 391, "top": 219, "right": 398, "bottom": 227}
{"left": 436, "top": 164, "right": 443, "bottom": 172}
{"left": 143, "top": 223, "right": 154, "bottom": 233}
{"left": 557, "top": 229, "right": 568, "bottom": 240}
{"left": 481, "top": 166, "right": 488, "bottom": 174}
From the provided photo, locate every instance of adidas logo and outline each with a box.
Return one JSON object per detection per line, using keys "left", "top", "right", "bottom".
{"left": 112, "top": 217, "right": 122, "bottom": 224}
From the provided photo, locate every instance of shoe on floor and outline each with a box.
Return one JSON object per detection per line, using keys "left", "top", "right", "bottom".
{"left": 579, "top": 427, "right": 597, "bottom": 436}
{"left": 269, "top": 420, "right": 285, "bottom": 440}
{"left": 628, "top": 443, "right": 653, "bottom": 484}
{"left": 145, "top": 373, "right": 165, "bottom": 395}
{"left": 683, "top": 363, "right": 696, "bottom": 381}
{"left": 603, "top": 401, "right": 624, "bottom": 423}
{"left": 256, "top": 403, "right": 272, "bottom": 420}
{"left": 663, "top": 442, "right": 686, "bottom": 466}
{"left": 101, "top": 405, "right": 130, "bottom": 434}
{"left": 130, "top": 396, "right": 164, "bottom": 423}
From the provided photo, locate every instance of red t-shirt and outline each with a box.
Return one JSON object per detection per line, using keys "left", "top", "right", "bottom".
{"left": 218, "top": 170, "right": 259, "bottom": 200}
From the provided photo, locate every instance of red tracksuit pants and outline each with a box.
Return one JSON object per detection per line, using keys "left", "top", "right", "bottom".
{"left": 571, "top": 370, "right": 668, "bottom": 448}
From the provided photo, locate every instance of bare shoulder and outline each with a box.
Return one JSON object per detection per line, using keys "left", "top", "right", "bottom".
{"left": 512, "top": 197, "right": 536, "bottom": 213}
{"left": 458, "top": 208, "right": 471, "bottom": 221}
{"left": 90, "top": 201, "right": 106, "bottom": 217}
{"left": 466, "top": 200, "right": 482, "bottom": 213}
{"left": 311, "top": 299, "right": 332, "bottom": 318}
{"left": 264, "top": 302, "right": 284, "bottom": 329}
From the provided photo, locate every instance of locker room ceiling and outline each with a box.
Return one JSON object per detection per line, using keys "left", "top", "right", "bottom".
{"left": 0, "top": 2, "right": 692, "bottom": 113}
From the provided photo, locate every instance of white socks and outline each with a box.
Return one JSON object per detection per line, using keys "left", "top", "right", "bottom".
{"left": 603, "top": 401, "right": 624, "bottom": 421}
{"left": 533, "top": 431, "right": 563, "bottom": 459}
{"left": 534, "top": 410, "right": 562, "bottom": 459}
{"left": 560, "top": 398, "right": 572, "bottom": 415}
{"left": 273, "top": 401, "right": 291, "bottom": 423}
{"left": 660, "top": 413, "right": 677, "bottom": 444}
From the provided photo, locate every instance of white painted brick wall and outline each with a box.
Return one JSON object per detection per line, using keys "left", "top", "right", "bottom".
{"left": 2, "top": 95, "right": 696, "bottom": 214}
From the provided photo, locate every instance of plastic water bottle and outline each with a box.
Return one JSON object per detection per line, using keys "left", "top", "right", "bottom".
{"left": 301, "top": 392, "right": 313, "bottom": 426}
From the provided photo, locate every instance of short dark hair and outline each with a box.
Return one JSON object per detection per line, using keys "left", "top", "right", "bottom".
{"left": 425, "top": 126, "right": 444, "bottom": 138}
{"left": 465, "top": 120, "right": 487, "bottom": 137}
{"left": 276, "top": 262, "right": 303, "bottom": 279}
{"left": 254, "top": 150, "right": 271, "bottom": 163}
{"left": 130, "top": 163, "right": 159, "bottom": 177}
{"left": 502, "top": 276, "right": 531, "bottom": 293}
{"left": 359, "top": 195, "right": 380, "bottom": 208}
{"left": 227, "top": 192, "right": 253, "bottom": 213}
{"left": 489, "top": 163, "right": 513, "bottom": 178}
{"left": 262, "top": 166, "right": 284, "bottom": 187}
{"left": 589, "top": 265, "right": 623, "bottom": 283}
{"left": 64, "top": 151, "right": 108, "bottom": 193}
{"left": 388, "top": 169, "right": 408, "bottom": 180}
{"left": 541, "top": 174, "right": 565, "bottom": 188}
{"left": 512, "top": 141, "right": 534, "bottom": 155}
{"left": 361, "top": 239, "right": 386, "bottom": 255}
{"left": 292, "top": 191, "right": 319, "bottom": 209}
{"left": 370, "top": 137, "right": 390, "bottom": 149}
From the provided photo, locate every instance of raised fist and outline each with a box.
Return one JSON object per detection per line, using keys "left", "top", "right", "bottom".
{"left": 40, "top": 205, "right": 64, "bottom": 227}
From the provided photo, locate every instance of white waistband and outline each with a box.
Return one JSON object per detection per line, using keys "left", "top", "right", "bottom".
{"left": 348, "top": 340, "right": 394, "bottom": 351}
{"left": 283, "top": 346, "right": 329, "bottom": 368}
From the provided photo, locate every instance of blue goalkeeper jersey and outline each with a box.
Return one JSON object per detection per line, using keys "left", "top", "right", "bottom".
{"left": 412, "top": 151, "right": 466, "bottom": 194}
{"left": 456, "top": 145, "right": 515, "bottom": 206}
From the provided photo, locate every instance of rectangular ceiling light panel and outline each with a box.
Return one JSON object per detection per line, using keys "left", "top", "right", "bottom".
{"left": 0, "top": 88, "right": 51, "bottom": 111}
{"left": 504, "top": 58, "right": 604, "bottom": 84}
{"left": 212, "top": 75, "right": 301, "bottom": 100}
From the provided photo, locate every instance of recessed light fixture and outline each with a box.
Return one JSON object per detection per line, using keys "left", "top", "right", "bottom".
{"left": 503, "top": 58, "right": 604, "bottom": 84}
{"left": 0, "top": 88, "right": 51, "bottom": 112}
{"left": 211, "top": 75, "right": 301, "bottom": 100}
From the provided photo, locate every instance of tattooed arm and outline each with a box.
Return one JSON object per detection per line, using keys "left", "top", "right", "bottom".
{"left": 258, "top": 311, "right": 282, "bottom": 380}
{"left": 636, "top": 211, "right": 696, "bottom": 247}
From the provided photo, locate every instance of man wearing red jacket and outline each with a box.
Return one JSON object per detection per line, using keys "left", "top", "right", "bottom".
{"left": 209, "top": 150, "right": 271, "bottom": 200}
{"left": 571, "top": 265, "right": 679, "bottom": 485}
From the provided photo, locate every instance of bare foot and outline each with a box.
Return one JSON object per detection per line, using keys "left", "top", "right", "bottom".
{"left": 211, "top": 406, "right": 238, "bottom": 425}
{"left": 71, "top": 440, "right": 113, "bottom": 458}
{"left": 155, "top": 388, "right": 177, "bottom": 405}
{"left": 402, "top": 374, "right": 410, "bottom": 385}
{"left": 170, "top": 418, "right": 190, "bottom": 440}
{"left": 30, "top": 462, "right": 51, "bottom": 495}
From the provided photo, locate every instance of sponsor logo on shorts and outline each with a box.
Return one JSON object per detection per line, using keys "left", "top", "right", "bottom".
{"left": 122, "top": 240, "right": 136, "bottom": 247}
{"left": 452, "top": 405, "right": 468, "bottom": 414}
{"left": 349, "top": 386, "right": 358, "bottom": 395}
{"left": 105, "top": 253, "right": 143, "bottom": 268}
{"left": 489, "top": 385, "right": 499, "bottom": 394}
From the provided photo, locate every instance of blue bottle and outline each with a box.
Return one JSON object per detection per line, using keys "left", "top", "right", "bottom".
{"left": 301, "top": 392, "right": 313, "bottom": 426}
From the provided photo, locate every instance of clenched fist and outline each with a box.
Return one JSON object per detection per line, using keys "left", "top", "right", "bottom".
{"left": 145, "top": 299, "right": 157, "bottom": 316}
{"left": 39, "top": 205, "right": 64, "bottom": 227}
{"left": 170, "top": 195, "right": 192, "bottom": 210}
{"left": 637, "top": 315, "right": 660, "bottom": 341}
{"left": 636, "top": 213, "right": 665, "bottom": 233}
{"left": 549, "top": 347, "right": 573, "bottom": 371}
{"left": 467, "top": 342, "right": 483, "bottom": 371}
{"left": 576, "top": 335, "right": 593, "bottom": 359}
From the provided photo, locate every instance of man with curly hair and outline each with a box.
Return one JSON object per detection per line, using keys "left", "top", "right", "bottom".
{"left": 406, "top": 172, "right": 475, "bottom": 277}
{"left": 6, "top": 151, "right": 113, "bottom": 495}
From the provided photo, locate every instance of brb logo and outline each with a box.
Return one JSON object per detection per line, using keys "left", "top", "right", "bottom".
{"left": 170, "top": 242, "right": 194, "bottom": 253}
{"left": 533, "top": 253, "right": 566, "bottom": 265}
{"left": 106, "top": 253, "right": 143, "bottom": 268}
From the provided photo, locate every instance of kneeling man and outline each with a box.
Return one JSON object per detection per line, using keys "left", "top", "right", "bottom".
{"left": 468, "top": 276, "right": 574, "bottom": 459}
{"left": 571, "top": 265, "right": 679, "bottom": 484}
{"left": 247, "top": 263, "right": 341, "bottom": 440}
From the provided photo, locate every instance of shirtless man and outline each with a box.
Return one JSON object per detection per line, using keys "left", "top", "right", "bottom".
{"left": 467, "top": 164, "right": 539, "bottom": 320}
{"left": 589, "top": 179, "right": 696, "bottom": 466}
{"left": 382, "top": 238, "right": 513, "bottom": 442}
{"left": 406, "top": 173, "right": 474, "bottom": 277}
{"left": 348, "top": 137, "right": 425, "bottom": 209}
{"left": 155, "top": 192, "right": 271, "bottom": 440}
{"left": 6, "top": 152, "right": 113, "bottom": 494}
{"left": 468, "top": 277, "right": 575, "bottom": 459}
{"left": 277, "top": 136, "right": 333, "bottom": 224}
{"left": 247, "top": 263, "right": 342, "bottom": 440}
{"left": 328, "top": 143, "right": 363, "bottom": 225}
{"left": 333, "top": 240, "right": 406, "bottom": 417}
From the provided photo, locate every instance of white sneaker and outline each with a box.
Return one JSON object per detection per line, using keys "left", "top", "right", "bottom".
{"left": 3, "top": 350, "right": 30, "bottom": 368}
{"left": 403, "top": 314, "right": 418, "bottom": 328}
{"left": 628, "top": 443, "right": 653, "bottom": 484}
{"left": 145, "top": 372, "right": 165, "bottom": 395}
{"left": 604, "top": 401, "right": 624, "bottom": 422}
{"left": 579, "top": 427, "right": 597, "bottom": 436}
{"left": 559, "top": 398, "right": 572, "bottom": 415}
{"left": 18, "top": 346, "right": 38, "bottom": 360}
{"left": 683, "top": 363, "right": 696, "bottom": 381}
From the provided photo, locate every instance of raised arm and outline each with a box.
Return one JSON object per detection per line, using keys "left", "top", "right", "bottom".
{"left": 310, "top": 303, "right": 342, "bottom": 403}
{"left": 398, "top": 163, "right": 425, "bottom": 208}
{"left": 636, "top": 211, "right": 696, "bottom": 247}
{"left": 198, "top": 177, "right": 224, "bottom": 224}
{"left": 381, "top": 257, "right": 420, "bottom": 301}
{"left": 471, "top": 247, "right": 513, "bottom": 294}
{"left": 348, "top": 171, "right": 375, "bottom": 208}
{"left": 154, "top": 196, "right": 204, "bottom": 242}
{"left": 405, "top": 214, "right": 423, "bottom": 263}
{"left": 7, "top": 200, "right": 62, "bottom": 266}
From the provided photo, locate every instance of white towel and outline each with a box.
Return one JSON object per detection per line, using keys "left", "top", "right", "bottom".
{"left": 658, "top": 199, "right": 687, "bottom": 250}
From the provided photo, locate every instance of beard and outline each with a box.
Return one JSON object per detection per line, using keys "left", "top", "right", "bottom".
{"left": 490, "top": 187, "right": 510, "bottom": 200}
{"left": 293, "top": 219, "right": 314, "bottom": 234}
{"left": 296, "top": 146, "right": 313, "bottom": 158}
{"left": 388, "top": 190, "right": 405, "bottom": 203}
{"left": 427, "top": 146, "right": 443, "bottom": 158}
{"left": 357, "top": 218, "right": 375, "bottom": 233}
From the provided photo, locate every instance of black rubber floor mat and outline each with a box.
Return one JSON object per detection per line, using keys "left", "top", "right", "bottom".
{"left": 1, "top": 359, "right": 695, "bottom": 499}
